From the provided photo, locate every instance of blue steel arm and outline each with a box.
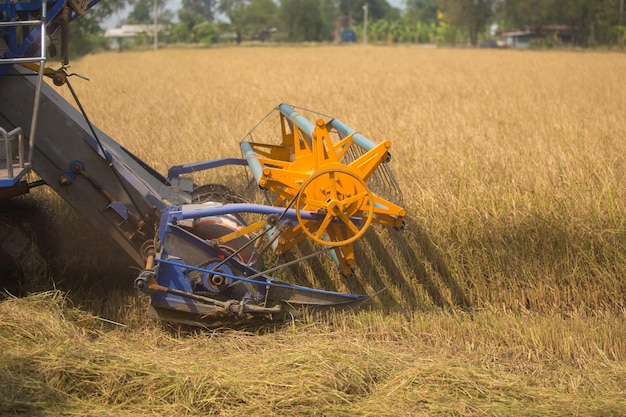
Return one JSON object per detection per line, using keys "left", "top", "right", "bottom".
{"left": 156, "top": 257, "right": 365, "bottom": 299}
{"left": 166, "top": 158, "right": 248, "bottom": 181}
{"left": 164, "top": 203, "right": 326, "bottom": 224}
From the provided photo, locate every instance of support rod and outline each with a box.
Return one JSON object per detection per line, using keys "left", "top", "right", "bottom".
{"left": 278, "top": 103, "right": 315, "bottom": 144}
{"left": 329, "top": 118, "right": 379, "bottom": 153}
{"left": 240, "top": 141, "right": 264, "bottom": 185}
{"left": 169, "top": 203, "right": 325, "bottom": 222}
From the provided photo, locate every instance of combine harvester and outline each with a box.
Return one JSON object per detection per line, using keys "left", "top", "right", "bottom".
{"left": 0, "top": 0, "right": 406, "bottom": 325}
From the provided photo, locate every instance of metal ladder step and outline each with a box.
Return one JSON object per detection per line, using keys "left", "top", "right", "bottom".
{"left": 0, "top": 1, "right": 47, "bottom": 183}
{"left": 0, "top": 15, "right": 46, "bottom": 64}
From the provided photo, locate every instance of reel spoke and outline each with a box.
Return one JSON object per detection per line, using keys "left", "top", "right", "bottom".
{"left": 343, "top": 190, "right": 369, "bottom": 207}
{"left": 337, "top": 211, "right": 361, "bottom": 235}
{"left": 312, "top": 214, "right": 331, "bottom": 238}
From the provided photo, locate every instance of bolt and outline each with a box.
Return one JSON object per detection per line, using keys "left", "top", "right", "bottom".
{"left": 59, "top": 174, "right": 71, "bottom": 186}
{"left": 53, "top": 72, "right": 66, "bottom": 86}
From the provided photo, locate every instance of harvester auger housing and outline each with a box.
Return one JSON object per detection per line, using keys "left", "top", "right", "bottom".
{"left": 1, "top": 0, "right": 406, "bottom": 326}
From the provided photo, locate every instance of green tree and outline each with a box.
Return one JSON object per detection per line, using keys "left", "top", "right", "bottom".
{"left": 181, "top": 0, "right": 215, "bottom": 21}
{"left": 171, "top": 21, "right": 193, "bottom": 42}
{"left": 194, "top": 21, "right": 220, "bottom": 43}
{"left": 497, "top": 0, "right": 624, "bottom": 47}
{"left": 127, "top": 0, "right": 152, "bottom": 24}
{"left": 402, "top": 0, "right": 438, "bottom": 43}
{"left": 369, "top": 18, "right": 389, "bottom": 41}
{"left": 496, "top": 0, "right": 557, "bottom": 29}
{"left": 178, "top": 8, "right": 205, "bottom": 31}
{"left": 218, "top": 0, "right": 249, "bottom": 43}
{"left": 92, "top": 0, "right": 130, "bottom": 19}
{"left": 319, "top": 0, "right": 339, "bottom": 41}
{"left": 243, "top": 0, "right": 279, "bottom": 41}
{"left": 280, "top": 0, "right": 326, "bottom": 42}
{"left": 559, "top": 0, "right": 623, "bottom": 46}
{"left": 68, "top": 13, "right": 109, "bottom": 57}
{"left": 65, "top": 0, "right": 131, "bottom": 58}
{"left": 405, "top": 0, "right": 438, "bottom": 25}
{"left": 339, "top": 0, "right": 396, "bottom": 23}
{"left": 437, "top": 0, "right": 494, "bottom": 46}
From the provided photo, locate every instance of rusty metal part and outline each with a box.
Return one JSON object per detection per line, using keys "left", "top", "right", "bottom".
{"left": 145, "top": 275, "right": 282, "bottom": 316}
{"left": 60, "top": 6, "right": 71, "bottom": 65}
{"left": 72, "top": 163, "right": 116, "bottom": 203}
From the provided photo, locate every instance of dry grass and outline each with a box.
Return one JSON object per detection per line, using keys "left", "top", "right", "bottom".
{"left": 55, "top": 46, "right": 626, "bottom": 313}
{"left": 1, "top": 46, "right": 625, "bottom": 415}
{"left": 1, "top": 291, "right": 625, "bottom": 416}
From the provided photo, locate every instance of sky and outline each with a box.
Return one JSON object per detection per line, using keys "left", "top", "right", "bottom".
{"left": 103, "top": 0, "right": 406, "bottom": 29}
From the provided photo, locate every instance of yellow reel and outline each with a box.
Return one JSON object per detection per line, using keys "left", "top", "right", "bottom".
{"left": 242, "top": 105, "right": 406, "bottom": 274}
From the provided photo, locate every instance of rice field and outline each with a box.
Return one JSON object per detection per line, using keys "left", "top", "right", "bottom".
{"left": 1, "top": 45, "right": 625, "bottom": 415}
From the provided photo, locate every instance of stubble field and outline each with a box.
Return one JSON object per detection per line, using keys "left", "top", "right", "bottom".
{"left": 1, "top": 46, "right": 625, "bottom": 415}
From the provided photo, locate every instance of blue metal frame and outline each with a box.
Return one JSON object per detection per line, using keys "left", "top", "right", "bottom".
{"left": 149, "top": 202, "right": 369, "bottom": 313}
{"left": 162, "top": 203, "right": 329, "bottom": 227}
{"left": 1, "top": 0, "right": 103, "bottom": 189}
{"left": 0, "top": 168, "right": 29, "bottom": 187}
{"left": 157, "top": 257, "right": 365, "bottom": 300}
{"left": 166, "top": 157, "right": 248, "bottom": 182}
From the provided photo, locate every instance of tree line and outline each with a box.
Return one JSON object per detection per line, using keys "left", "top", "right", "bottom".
{"left": 71, "top": 0, "right": 625, "bottom": 52}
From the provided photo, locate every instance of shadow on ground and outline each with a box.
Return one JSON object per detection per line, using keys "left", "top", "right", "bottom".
{"left": 282, "top": 215, "right": 471, "bottom": 313}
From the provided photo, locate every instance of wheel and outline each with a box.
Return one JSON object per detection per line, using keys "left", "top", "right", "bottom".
{"left": 188, "top": 258, "right": 234, "bottom": 293}
{"left": 295, "top": 168, "right": 374, "bottom": 247}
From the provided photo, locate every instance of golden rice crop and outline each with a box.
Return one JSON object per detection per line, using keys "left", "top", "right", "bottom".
{"left": 1, "top": 291, "right": 625, "bottom": 416}
{"left": 2, "top": 46, "right": 625, "bottom": 415}
{"left": 55, "top": 46, "right": 626, "bottom": 313}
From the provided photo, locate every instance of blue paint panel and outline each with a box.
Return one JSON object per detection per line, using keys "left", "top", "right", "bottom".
{"left": 0, "top": 166, "right": 30, "bottom": 187}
